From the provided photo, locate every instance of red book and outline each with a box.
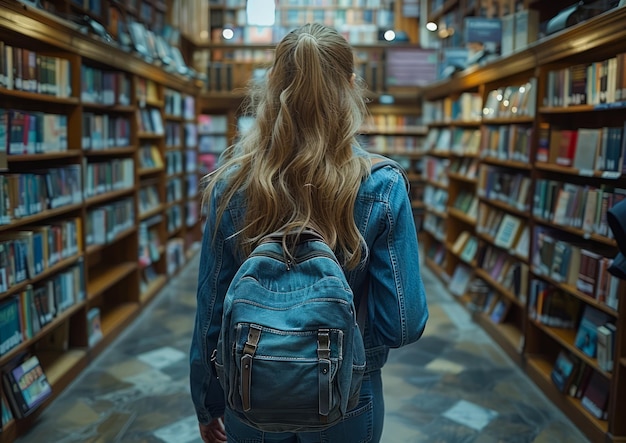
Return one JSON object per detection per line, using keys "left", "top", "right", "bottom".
{"left": 556, "top": 130, "right": 578, "bottom": 167}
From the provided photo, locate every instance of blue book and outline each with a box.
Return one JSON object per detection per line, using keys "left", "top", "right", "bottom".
{"left": 0, "top": 297, "right": 23, "bottom": 357}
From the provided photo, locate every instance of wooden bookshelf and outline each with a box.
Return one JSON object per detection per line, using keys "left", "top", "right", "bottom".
{"left": 422, "top": 4, "right": 626, "bottom": 442}
{"left": 0, "top": 2, "right": 203, "bottom": 440}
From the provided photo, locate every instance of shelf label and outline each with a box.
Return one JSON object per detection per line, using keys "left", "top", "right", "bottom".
{"left": 601, "top": 171, "right": 621, "bottom": 179}
{"left": 379, "top": 94, "right": 394, "bottom": 105}
{"left": 582, "top": 231, "right": 591, "bottom": 240}
{"left": 578, "top": 169, "right": 594, "bottom": 177}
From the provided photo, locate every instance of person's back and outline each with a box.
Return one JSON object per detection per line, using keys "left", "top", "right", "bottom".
{"left": 189, "top": 23, "right": 429, "bottom": 443}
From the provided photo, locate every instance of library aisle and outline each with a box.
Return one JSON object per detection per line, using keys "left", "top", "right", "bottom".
{"left": 16, "top": 252, "right": 588, "bottom": 443}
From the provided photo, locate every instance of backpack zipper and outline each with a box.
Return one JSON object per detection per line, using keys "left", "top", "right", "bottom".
{"left": 250, "top": 250, "right": 338, "bottom": 269}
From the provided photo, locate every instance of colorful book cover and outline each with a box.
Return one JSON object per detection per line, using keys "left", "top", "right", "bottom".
{"left": 9, "top": 355, "right": 52, "bottom": 415}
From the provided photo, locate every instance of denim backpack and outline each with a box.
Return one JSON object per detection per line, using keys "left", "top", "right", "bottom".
{"left": 212, "top": 157, "right": 405, "bottom": 432}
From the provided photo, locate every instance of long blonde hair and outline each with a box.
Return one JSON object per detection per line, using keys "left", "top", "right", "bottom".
{"left": 202, "top": 23, "right": 370, "bottom": 269}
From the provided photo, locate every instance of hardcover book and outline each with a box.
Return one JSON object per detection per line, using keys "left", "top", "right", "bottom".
{"left": 574, "top": 305, "right": 612, "bottom": 358}
{"left": 580, "top": 370, "right": 611, "bottom": 419}
{"left": 3, "top": 355, "right": 52, "bottom": 418}
{"left": 551, "top": 351, "right": 577, "bottom": 393}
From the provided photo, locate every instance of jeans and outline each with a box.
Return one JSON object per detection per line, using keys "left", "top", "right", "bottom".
{"left": 224, "top": 370, "right": 384, "bottom": 443}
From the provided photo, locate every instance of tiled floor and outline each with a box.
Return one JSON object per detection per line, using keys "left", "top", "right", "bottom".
{"left": 17, "top": 254, "right": 590, "bottom": 443}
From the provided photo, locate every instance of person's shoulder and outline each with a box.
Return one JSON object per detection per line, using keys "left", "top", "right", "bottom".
{"left": 368, "top": 155, "right": 409, "bottom": 192}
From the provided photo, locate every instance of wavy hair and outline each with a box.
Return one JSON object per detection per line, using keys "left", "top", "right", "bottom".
{"left": 202, "top": 23, "right": 371, "bottom": 269}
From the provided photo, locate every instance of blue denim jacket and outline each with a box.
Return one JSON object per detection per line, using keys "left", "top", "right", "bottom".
{"left": 189, "top": 154, "right": 429, "bottom": 425}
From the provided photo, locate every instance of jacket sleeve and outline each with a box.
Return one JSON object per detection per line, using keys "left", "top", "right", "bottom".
{"left": 368, "top": 168, "right": 429, "bottom": 348}
{"left": 189, "top": 191, "right": 239, "bottom": 424}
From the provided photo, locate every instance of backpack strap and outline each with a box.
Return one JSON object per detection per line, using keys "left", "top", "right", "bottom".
{"left": 370, "top": 154, "right": 411, "bottom": 193}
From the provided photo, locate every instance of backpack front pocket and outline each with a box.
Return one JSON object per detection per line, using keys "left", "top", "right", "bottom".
{"left": 231, "top": 323, "right": 345, "bottom": 430}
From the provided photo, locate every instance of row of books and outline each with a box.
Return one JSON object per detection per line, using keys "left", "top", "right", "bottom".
{"left": 82, "top": 114, "right": 131, "bottom": 150}
{"left": 477, "top": 204, "right": 529, "bottom": 257}
{"left": 451, "top": 190, "right": 478, "bottom": 219}
{"left": 138, "top": 185, "right": 161, "bottom": 217}
{"left": 478, "top": 245, "right": 527, "bottom": 304}
{"left": 0, "top": 218, "right": 81, "bottom": 296}
{"left": 165, "top": 122, "right": 182, "bottom": 148}
{"left": 551, "top": 353, "right": 612, "bottom": 420}
{"left": 167, "top": 204, "right": 183, "bottom": 234}
{"left": 361, "top": 135, "right": 424, "bottom": 153}
{"left": 137, "top": 108, "right": 164, "bottom": 135}
{"left": 84, "top": 159, "right": 134, "bottom": 199}
{"left": 166, "top": 178, "right": 183, "bottom": 204}
{"left": 186, "top": 200, "right": 199, "bottom": 227}
{"left": 483, "top": 81, "right": 537, "bottom": 119}
{"left": 164, "top": 88, "right": 184, "bottom": 118}
{"left": 450, "top": 129, "right": 480, "bottom": 156}
{"left": 81, "top": 66, "right": 131, "bottom": 106}
{"left": 529, "top": 280, "right": 581, "bottom": 329}
{"left": 537, "top": 125, "right": 626, "bottom": 174}
{"left": 424, "top": 185, "right": 448, "bottom": 214}
{"left": 424, "top": 156, "right": 449, "bottom": 186}
{"left": 533, "top": 180, "right": 626, "bottom": 237}
{"left": 0, "top": 166, "right": 83, "bottom": 223}
{"left": 165, "top": 150, "right": 184, "bottom": 175}
{"left": 1, "top": 110, "right": 68, "bottom": 155}
{"left": 139, "top": 145, "right": 163, "bottom": 170}
{"left": 0, "top": 42, "right": 72, "bottom": 98}
{"left": 0, "top": 259, "right": 85, "bottom": 358}
{"left": 449, "top": 157, "right": 478, "bottom": 179}
{"left": 138, "top": 219, "right": 161, "bottom": 269}
{"left": 544, "top": 53, "right": 626, "bottom": 107}
{"left": 199, "top": 134, "right": 228, "bottom": 154}
{"left": 532, "top": 228, "right": 620, "bottom": 311}
{"left": 478, "top": 167, "right": 531, "bottom": 213}
{"left": 450, "top": 231, "right": 479, "bottom": 264}
{"left": 166, "top": 237, "right": 185, "bottom": 275}
{"left": 423, "top": 212, "right": 447, "bottom": 243}
{"left": 481, "top": 124, "right": 532, "bottom": 163}
{"left": 198, "top": 114, "right": 229, "bottom": 134}
{"left": 135, "top": 77, "right": 160, "bottom": 105}
{"left": 427, "top": 92, "right": 483, "bottom": 124}
{"left": 361, "top": 115, "right": 424, "bottom": 133}
{"left": 85, "top": 198, "right": 135, "bottom": 247}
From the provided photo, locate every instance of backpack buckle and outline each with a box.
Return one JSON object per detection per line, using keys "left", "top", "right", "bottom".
{"left": 317, "top": 329, "right": 330, "bottom": 360}
{"left": 243, "top": 325, "right": 262, "bottom": 356}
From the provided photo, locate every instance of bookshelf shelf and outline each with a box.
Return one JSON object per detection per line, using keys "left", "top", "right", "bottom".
{"left": 139, "top": 166, "right": 165, "bottom": 176}
{"left": 84, "top": 188, "right": 135, "bottom": 207}
{"left": 140, "top": 275, "right": 168, "bottom": 304}
{"left": 83, "top": 147, "right": 136, "bottom": 157}
{"left": 525, "top": 356, "right": 609, "bottom": 442}
{"left": 448, "top": 207, "right": 476, "bottom": 226}
{"left": 86, "top": 227, "right": 137, "bottom": 256}
{"left": 99, "top": 302, "right": 140, "bottom": 337}
{"left": 38, "top": 349, "right": 88, "bottom": 387}
{"left": 0, "top": 253, "right": 83, "bottom": 302}
{"left": 0, "top": 301, "right": 85, "bottom": 367}
{"left": 448, "top": 172, "right": 477, "bottom": 184}
{"left": 86, "top": 262, "right": 137, "bottom": 300}
{"left": 0, "top": 87, "right": 80, "bottom": 105}
{"left": 0, "top": 203, "right": 82, "bottom": 232}
{"left": 422, "top": 5, "right": 626, "bottom": 439}
{"left": 139, "top": 204, "right": 166, "bottom": 221}
{"left": 7, "top": 151, "right": 82, "bottom": 162}
{"left": 0, "top": 2, "right": 203, "bottom": 439}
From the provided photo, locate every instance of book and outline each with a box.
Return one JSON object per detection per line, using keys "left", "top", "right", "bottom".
{"left": 580, "top": 370, "right": 611, "bottom": 419}
{"left": 87, "top": 307, "right": 103, "bottom": 347}
{"left": 489, "top": 298, "right": 511, "bottom": 323}
{"left": 572, "top": 128, "right": 601, "bottom": 171}
{"left": 596, "top": 323, "right": 616, "bottom": 372}
{"left": 3, "top": 354, "right": 52, "bottom": 418}
{"left": 574, "top": 305, "right": 612, "bottom": 358}
{"left": 0, "top": 297, "right": 23, "bottom": 357}
{"left": 551, "top": 351, "right": 577, "bottom": 393}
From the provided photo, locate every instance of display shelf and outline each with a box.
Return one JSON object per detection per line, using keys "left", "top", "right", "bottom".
{"left": 421, "top": 6, "right": 626, "bottom": 439}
